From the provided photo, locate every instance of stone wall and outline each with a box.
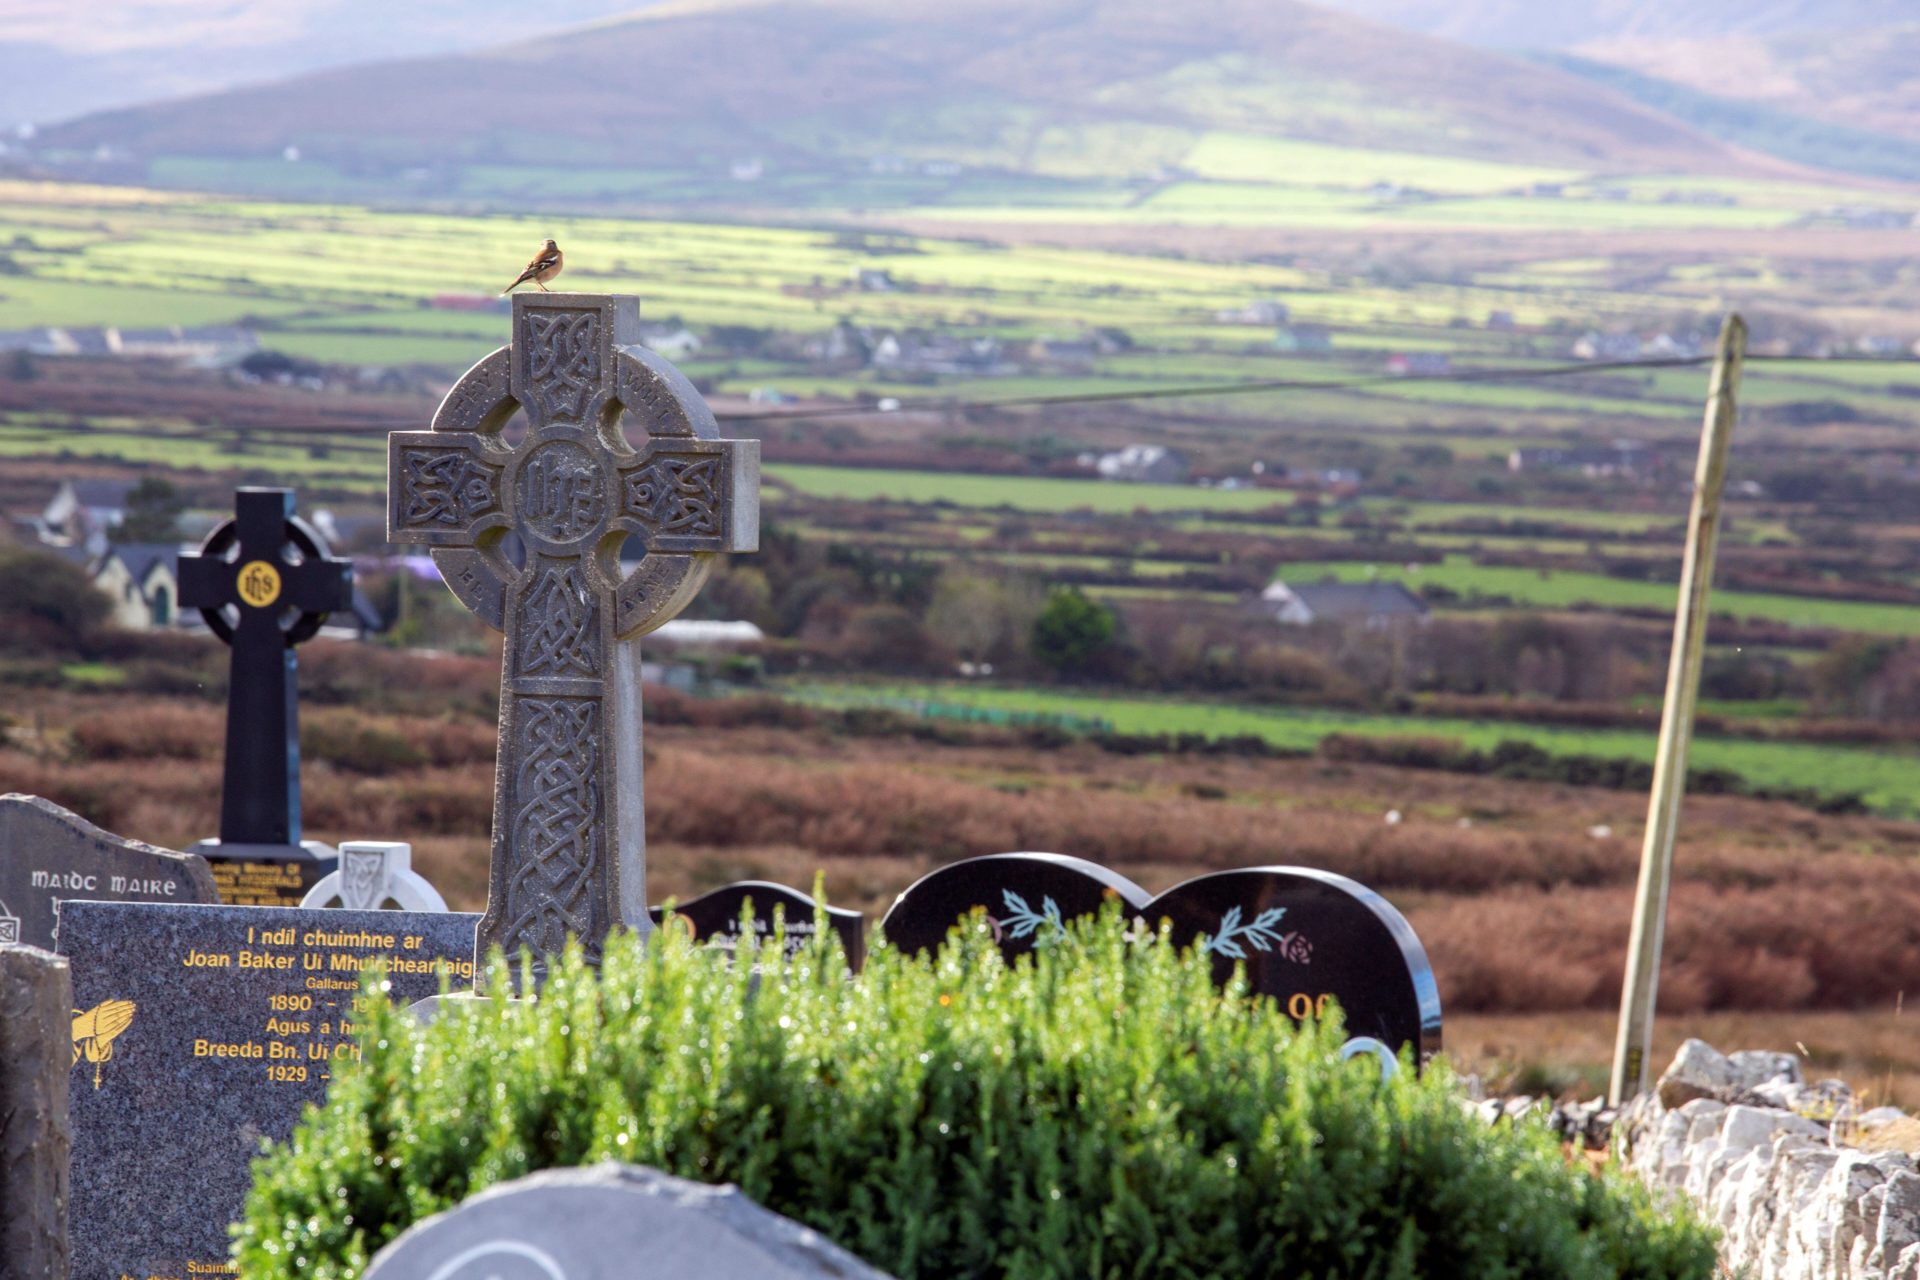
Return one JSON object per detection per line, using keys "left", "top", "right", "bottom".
{"left": 1620, "top": 1040, "right": 1920, "bottom": 1280}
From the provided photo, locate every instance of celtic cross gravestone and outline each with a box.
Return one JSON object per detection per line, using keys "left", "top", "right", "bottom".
{"left": 179, "top": 487, "right": 353, "bottom": 905}
{"left": 388, "top": 292, "right": 758, "bottom": 966}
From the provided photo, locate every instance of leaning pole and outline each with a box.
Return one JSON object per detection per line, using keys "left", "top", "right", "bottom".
{"left": 1609, "top": 313, "right": 1747, "bottom": 1104}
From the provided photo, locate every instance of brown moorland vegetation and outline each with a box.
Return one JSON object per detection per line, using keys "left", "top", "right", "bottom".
{"left": 5, "top": 638, "right": 1917, "bottom": 1101}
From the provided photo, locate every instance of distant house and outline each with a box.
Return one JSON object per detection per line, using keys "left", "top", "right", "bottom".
{"left": 1261, "top": 580, "right": 1429, "bottom": 628}
{"left": 853, "top": 267, "right": 898, "bottom": 292}
{"left": 808, "top": 319, "right": 872, "bottom": 365}
{"left": 1507, "top": 443, "right": 1656, "bottom": 478}
{"left": 118, "top": 327, "right": 257, "bottom": 364}
{"left": 1571, "top": 331, "right": 1643, "bottom": 361}
{"left": 1096, "top": 444, "right": 1189, "bottom": 485}
{"left": 1215, "top": 299, "right": 1290, "bottom": 326}
{"left": 648, "top": 619, "right": 766, "bottom": 648}
{"left": 39, "top": 478, "right": 133, "bottom": 552}
{"left": 639, "top": 325, "right": 703, "bottom": 359}
{"left": 1487, "top": 310, "right": 1517, "bottom": 331}
{"left": 0, "top": 325, "right": 255, "bottom": 364}
{"left": 1385, "top": 352, "right": 1450, "bottom": 377}
{"left": 1273, "top": 324, "right": 1333, "bottom": 354}
{"left": 871, "top": 330, "right": 1011, "bottom": 377}
{"left": 92, "top": 544, "right": 181, "bottom": 630}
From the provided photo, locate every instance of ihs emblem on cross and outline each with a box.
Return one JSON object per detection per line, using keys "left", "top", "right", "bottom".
{"left": 387, "top": 293, "right": 759, "bottom": 967}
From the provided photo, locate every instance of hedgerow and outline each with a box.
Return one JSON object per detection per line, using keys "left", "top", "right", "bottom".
{"left": 234, "top": 913, "right": 1716, "bottom": 1280}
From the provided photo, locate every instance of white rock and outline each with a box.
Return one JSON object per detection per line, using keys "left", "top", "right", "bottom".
{"left": 1659, "top": 1038, "right": 1738, "bottom": 1109}
{"left": 1859, "top": 1107, "right": 1909, "bottom": 1130}
{"left": 1730, "top": 1049, "right": 1803, "bottom": 1090}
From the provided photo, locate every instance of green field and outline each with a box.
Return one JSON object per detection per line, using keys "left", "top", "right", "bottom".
{"left": 793, "top": 682, "right": 1920, "bottom": 814}
{"left": 768, "top": 464, "right": 1291, "bottom": 514}
{"left": 1278, "top": 557, "right": 1920, "bottom": 636}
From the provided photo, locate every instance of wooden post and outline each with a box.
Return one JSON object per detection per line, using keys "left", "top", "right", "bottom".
{"left": 1609, "top": 314, "right": 1747, "bottom": 1105}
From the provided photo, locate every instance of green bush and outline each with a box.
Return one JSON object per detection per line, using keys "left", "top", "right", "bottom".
{"left": 235, "top": 915, "right": 1716, "bottom": 1280}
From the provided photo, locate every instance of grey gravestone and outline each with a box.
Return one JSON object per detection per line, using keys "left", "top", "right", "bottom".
{"left": 650, "top": 881, "right": 865, "bottom": 970}
{"left": 879, "top": 852, "right": 1149, "bottom": 962}
{"left": 0, "top": 944, "right": 71, "bottom": 1280}
{"left": 363, "top": 1163, "right": 897, "bottom": 1280}
{"left": 1144, "top": 867, "right": 1443, "bottom": 1069}
{"left": 58, "top": 899, "right": 480, "bottom": 1278}
{"left": 0, "top": 793, "right": 219, "bottom": 951}
{"left": 388, "top": 292, "right": 758, "bottom": 969}
{"left": 301, "top": 840, "right": 449, "bottom": 912}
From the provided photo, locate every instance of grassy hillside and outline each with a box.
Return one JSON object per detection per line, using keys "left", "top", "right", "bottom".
{"left": 31, "top": 0, "right": 1757, "bottom": 212}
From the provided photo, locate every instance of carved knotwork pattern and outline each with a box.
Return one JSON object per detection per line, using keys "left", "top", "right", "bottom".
{"left": 400, "top": 449, "right": 501, "bottom": 529}
{"left": 516, "top": 561, "right": 600, "bottom": 677}
{"left": 504, "top": 697, "right": 600, "bottom": 956}
{"left": 524, "top": 310, "right": 600, "bottom": 423}
{"left": 517, "top": 440, "right": 605, "bottom": 543}
{"left": 342, "top": 849, "right": 384, "bottom": 910}
{"left": 623, "top": 456, "right": 722, "bottom": 535}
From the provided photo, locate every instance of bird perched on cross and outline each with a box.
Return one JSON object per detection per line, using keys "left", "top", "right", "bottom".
{"left": 502, "top": 239, "right": 564, "bottom": 294}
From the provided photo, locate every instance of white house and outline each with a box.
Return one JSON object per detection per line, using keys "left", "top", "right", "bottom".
{"left": 1261, "top": 580, "right": 1429, "bottom": 629}
{"left": 91, "top": 544, "right": 182, "bottom": 630}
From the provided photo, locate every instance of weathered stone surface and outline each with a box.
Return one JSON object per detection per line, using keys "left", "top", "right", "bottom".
{"left": 363, "top": 1163, "right": 896, "bottom": 1280}
{"left": 1732, "top": 1049, "right": 1804, "bottom": 1090}
{"left": 1656, "top": 1037, "right": 1737, "bottom": 1109}
{"left": 388, "top": 293, "right": 758, "bottom": 969}
{"left": 300, "top": 840, "right": 449, "bottom": 912}
{"left": 1623, "top": 1039, "right": 1920, "bottom": 1280}
{"left": 0, "top": 943, "right": 71, "bottom": 1280}
{"left": 0, "top": 792, "right": 218, "bottom": 951}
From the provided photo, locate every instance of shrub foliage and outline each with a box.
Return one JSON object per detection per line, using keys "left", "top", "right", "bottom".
{"left": 239, "top": 915, "right": 1713, "bottom": 1279}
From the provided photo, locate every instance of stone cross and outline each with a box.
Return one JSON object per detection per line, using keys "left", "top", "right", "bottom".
{"left": 299, "top": 840, "right": 448, "bottom": 912}
{"left": 178, "top": 488, "right": 353, "bottom": 899}
{"left": 388, "top": 293, "right": 758, "bottom": 965}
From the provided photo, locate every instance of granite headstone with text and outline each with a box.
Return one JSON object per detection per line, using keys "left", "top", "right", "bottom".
{"left": 879, "top": 853, "right": 1150, "bottom": 961}
{"left": 180, "top": 487, "right": 353, "bottom": 906}
{"left": 0, "top": 793, "right": 218, "bottom": 951}
{"left": 650, "top": 881, "right": 865, "bottom": 970}
{"left": 1145, "top": 867, "right": 1442, "bottom": 1066}
{"left": 59, "top": 899, "right": 480, "bottom": 1279}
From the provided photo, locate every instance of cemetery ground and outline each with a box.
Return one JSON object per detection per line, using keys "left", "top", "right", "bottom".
{"left": 3, "top": 634, "right": 1919, "bottom": 1110}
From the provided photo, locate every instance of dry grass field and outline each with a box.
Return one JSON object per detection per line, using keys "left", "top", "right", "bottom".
{"left": 5, "top": 637, "right": 1917, "bottom": 1105}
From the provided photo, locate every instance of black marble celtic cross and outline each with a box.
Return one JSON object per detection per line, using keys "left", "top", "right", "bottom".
{"left": 178, "top": 488, "right": 353, "bottom": 858}
{"left": 388, "top": 293, "right": 758, "bottom": 966}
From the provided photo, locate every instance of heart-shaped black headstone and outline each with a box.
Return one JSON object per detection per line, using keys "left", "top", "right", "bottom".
{"left": 650, "top": 880, "right": 866, "bottom": 971}
{"left": 879, "top": 852, "right": 1150, "bottom": 961}
{"left": 1142, "top": 867, "right": 1441, "bottom": 1067}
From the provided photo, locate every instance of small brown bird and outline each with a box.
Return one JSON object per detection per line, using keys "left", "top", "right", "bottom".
{"left": 502, "top": 239, "right": 564, "bottom": 294}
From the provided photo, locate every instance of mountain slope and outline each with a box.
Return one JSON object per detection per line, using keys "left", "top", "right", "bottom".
{"left": 1572, "top": 25, "right": 1920, "bottom": 144}
{"left": 1304, "top": 1, "right": 1909, "bottom": 48}
{"left": 38, "top": 0, "right": 1751, "bottom": 196}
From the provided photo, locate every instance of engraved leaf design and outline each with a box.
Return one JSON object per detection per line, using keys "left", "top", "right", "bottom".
{"left": 1203, "top": 906, "right": 1289, "bottom": 960}
{"left": 998, "top": 890, "right": 1068, "bottom": 946}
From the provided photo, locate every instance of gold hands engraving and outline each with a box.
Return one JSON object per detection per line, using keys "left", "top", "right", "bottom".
{"left": 72, "top": 998, "right": 137, "bottom": 1091}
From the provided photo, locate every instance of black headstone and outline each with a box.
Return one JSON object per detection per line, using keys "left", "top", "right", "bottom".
{"left": 178, "top": 487, "right": 354, "bottom": 906}
{"left": 58, "top": 900, "right": 480, "bottom": 1278}
{"left": 879, "top": 853, "right": 1150, "bottom": 961}
{"left": 1144, "top": 867, "right": 1442, "bottom": 1067}
{"left": 649, "top": 881, "right": 865, "bottom": 970}
{"left": 0, "top": 793, "right": 218, "bottom": 950}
